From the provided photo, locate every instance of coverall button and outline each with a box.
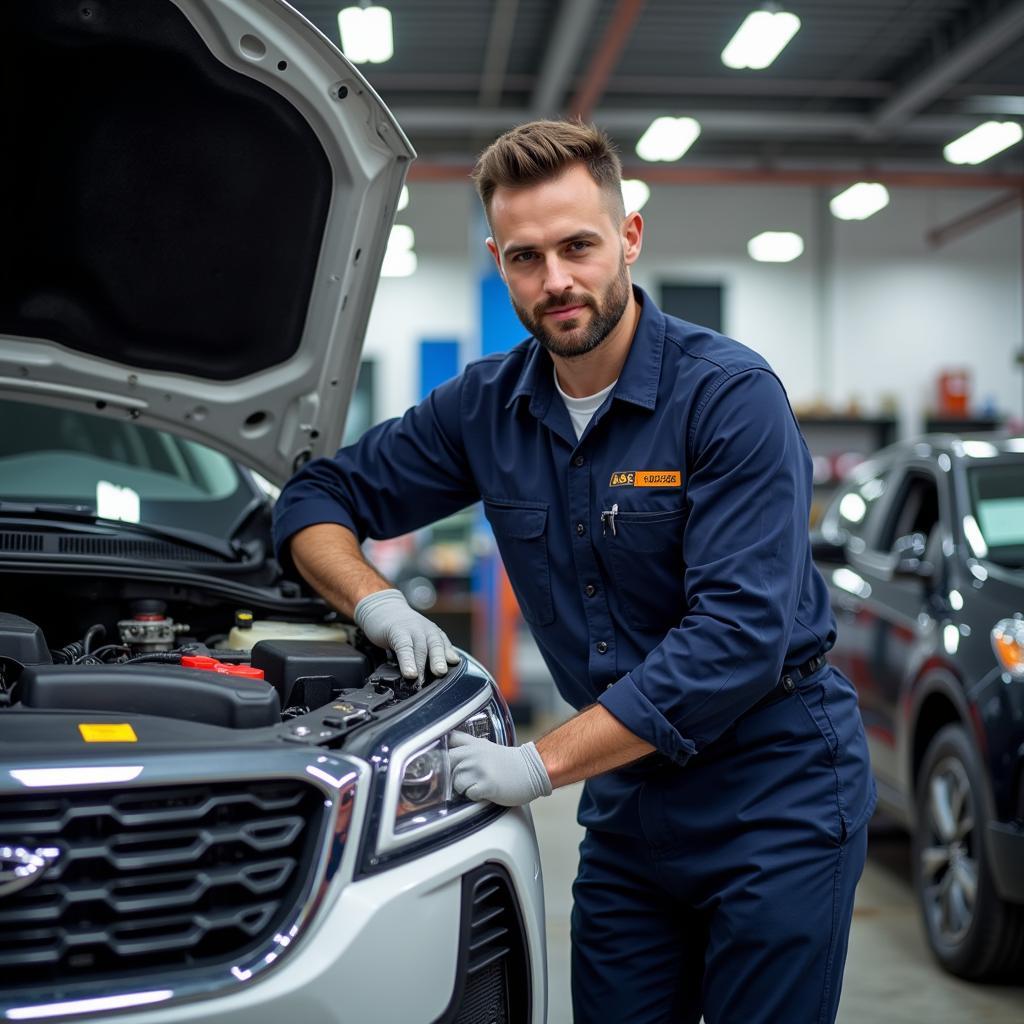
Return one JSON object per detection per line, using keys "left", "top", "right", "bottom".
{"left": 576, "top": 522, "right": 586, "bottom": 536}
{"left": 573, "top": 455, "right": 585, "bottom": 467}
{"left": 782, "top": 675, "right": 795, "bottom": 692}
{"left": 596, "top": 641, "right": 608, "bottom": 654}
{"left": 584, "top": 584, "right": 596, "bottom": 597}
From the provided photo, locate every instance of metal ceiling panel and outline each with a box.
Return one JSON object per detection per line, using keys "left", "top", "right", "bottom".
{"left": 285, "top": 0, "right": 1024, "bottom": 173}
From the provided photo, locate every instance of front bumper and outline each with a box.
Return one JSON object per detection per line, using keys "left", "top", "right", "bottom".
{"left": 3, "top": 807, "right": 546, "bottom": 1024}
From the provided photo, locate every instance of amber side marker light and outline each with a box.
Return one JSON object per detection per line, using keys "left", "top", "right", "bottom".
{"left": 991, "top": 617, "right": 1024, "bottom": 679}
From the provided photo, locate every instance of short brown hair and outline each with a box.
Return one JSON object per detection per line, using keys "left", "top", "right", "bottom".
{"left": 472, "top": 119, "right": 624, "bottom": 221}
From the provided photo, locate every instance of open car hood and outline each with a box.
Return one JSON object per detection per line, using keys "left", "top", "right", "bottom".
{"left": 0, "top": 0, "right": 414, "bottom": 486}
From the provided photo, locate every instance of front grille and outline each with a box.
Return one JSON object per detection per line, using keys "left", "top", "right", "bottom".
{"left": 455, "top": 961, "right": 507, "bottom": 1024}
{"left": 0, "top": 779, "right": 326, "bottom": 990}
{"left": 442, "top": 866, "right": 529, "bottom": 1024}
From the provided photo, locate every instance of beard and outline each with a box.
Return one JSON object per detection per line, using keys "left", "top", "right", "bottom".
{"left": 511, "top": 258, "right": 631, "bottom": 359}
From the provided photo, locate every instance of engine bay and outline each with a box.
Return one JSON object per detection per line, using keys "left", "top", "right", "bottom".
{"left": 0, "top": 596, "right": 440, "bottom": 740}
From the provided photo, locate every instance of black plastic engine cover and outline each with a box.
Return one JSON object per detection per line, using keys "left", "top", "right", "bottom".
{"left": 19, "top": 664, "right": 280, "bottom": 729}
{"left": 250, "top": 640, "right": 371, "bottom": 709}
{"left": 0, "top": 612, "right": 52, "bottom": 666}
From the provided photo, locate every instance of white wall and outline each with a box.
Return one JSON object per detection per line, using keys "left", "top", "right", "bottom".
{"left": 361, "top": 183, "right": 476, "bottom": 420}
{"left": 831, "top": 190, "right": 1022, "bottom": 435}
{"left": 362, "top": 180, "right": 1024, "bottom": 433}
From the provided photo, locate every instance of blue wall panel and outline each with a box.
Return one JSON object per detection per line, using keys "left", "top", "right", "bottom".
{"left": 418, "top": 339, "right": 460, "bottom": 400}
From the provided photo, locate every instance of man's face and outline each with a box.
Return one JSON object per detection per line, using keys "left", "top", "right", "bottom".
{"left": 486, "top": 164, "right": 643, "bottom": 358}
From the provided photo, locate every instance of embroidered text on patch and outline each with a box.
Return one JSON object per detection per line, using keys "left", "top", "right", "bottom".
{"left": 609, "top": 471, "right": 681, "bottom": 487}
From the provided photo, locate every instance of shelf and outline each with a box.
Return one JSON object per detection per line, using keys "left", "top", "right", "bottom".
{"left": 924, "top": 416, "right": 1004, "bottom": 434}
{"left": 797, "top": 414, "right": 898, "bottom": 429}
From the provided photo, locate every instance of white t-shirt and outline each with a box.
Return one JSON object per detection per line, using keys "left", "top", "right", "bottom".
{"left": 553, "top": 366, "right": 618, "bottom": 441}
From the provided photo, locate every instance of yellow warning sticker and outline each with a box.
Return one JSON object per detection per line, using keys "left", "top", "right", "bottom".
{"left": 609, "top": 471, "right": 681, "bottom": 488}
{"left": 79, "top": 723, "right": 138, "bottom": 743}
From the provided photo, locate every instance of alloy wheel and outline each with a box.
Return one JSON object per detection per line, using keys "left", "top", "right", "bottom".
{"left": 919, "top": 754, "right": 978, "bottom": 946}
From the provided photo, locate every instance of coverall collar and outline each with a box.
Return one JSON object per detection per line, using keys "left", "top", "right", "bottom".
{"left": 505, "top": 285, "right": 665, "bottom": 417}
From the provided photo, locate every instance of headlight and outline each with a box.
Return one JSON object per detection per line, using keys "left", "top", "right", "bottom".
{"left": 376, "top": 690, "right": 511, "bottom": 857}
{"left": 992, "top": 616, "right": 1024, "bottom": 679}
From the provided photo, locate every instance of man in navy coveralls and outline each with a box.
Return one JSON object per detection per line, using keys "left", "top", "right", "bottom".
{"left": 274, "top": 120, "right": 876, "bottom": 1024}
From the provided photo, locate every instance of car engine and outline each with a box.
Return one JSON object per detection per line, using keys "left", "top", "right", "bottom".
{"left": 0, "top": 601, "right": 420, "bottom": 736}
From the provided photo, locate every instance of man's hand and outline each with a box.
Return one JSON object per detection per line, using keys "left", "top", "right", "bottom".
{"left": 448, "top": 731, "right": 552, "bottom": 807}
{"left": 354, "top": 589, "right": 460, "bottom": 680}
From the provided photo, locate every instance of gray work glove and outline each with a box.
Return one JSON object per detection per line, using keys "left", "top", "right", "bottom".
{"left": 448, "top": 731, "right": 552, "bottom": 807}
{"left": 353, "top": 588, "right": 460, "bottom": 680}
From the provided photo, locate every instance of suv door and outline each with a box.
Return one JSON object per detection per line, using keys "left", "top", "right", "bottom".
{"left": 856, "top": 463, "right": 947, "bottom": 789}
{"left": 821, "top": 460, "right": 894, "bottom": 773}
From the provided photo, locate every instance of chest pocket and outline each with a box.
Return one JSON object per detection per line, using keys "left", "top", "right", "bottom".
{"left": 483, "top": 498, "right": 555, "bottom": 627}
{"left": 604, "top": 506, "right": 687, "bottom": 632}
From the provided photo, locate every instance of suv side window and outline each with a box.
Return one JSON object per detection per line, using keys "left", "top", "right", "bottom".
{"left": 823, "top": 467, "right": 891, "bottom": 555}
{"left": 879, "top": 471, "right": 940, "bottom": 550}
{"left": 877, "top": 469, "right": 943, "bottom": 575}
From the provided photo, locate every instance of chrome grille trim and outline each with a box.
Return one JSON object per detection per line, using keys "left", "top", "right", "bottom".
{"left": 0, "top": 748, "right": 369, "bottom": 1020}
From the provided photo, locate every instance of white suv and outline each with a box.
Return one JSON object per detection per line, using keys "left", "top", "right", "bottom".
{"left": 0, "top": 1, "right": 546, "bottom": 1021}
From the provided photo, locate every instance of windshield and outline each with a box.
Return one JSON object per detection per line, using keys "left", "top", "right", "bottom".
{"left": 0, "top": 397, "right": 256, "bottom": 538}
{"left": 967, "top": 460, "right": 1024, "bottom": 569}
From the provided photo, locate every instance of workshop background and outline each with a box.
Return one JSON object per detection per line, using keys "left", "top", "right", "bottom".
{"left": 308, "top": 1, "right": 1024, "bottom": 1020}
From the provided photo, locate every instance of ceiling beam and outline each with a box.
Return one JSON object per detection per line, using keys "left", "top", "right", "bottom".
{"left": 868, "top": 0, "right": 1024, "bottom": 138}
{"left": 604, "top": 76, "right": 893, "bottom": 99}
{"left": 568, "top": 0, "right": 646, "bottom": 120}
{"left": 393, "top": 105, "right": 980, "bottom": 140}
{"left": 407, "top": 161, "right": 1024, "bottom": 191}
{"left": 926, "top": 190, "right": 1024, "bottom": 248}
{"left": 955, "top": 94, "right": 1024, "bottom": 116}
{"left": 531, "top": 0, "right": 601, "bottom": 116}
{"left": 478, "top": 0, "right": 519, "bottom": 108}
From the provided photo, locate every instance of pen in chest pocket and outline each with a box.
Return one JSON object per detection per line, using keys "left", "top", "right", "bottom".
{"left": 600, "top": 503, "right": 619, "bottom": 536}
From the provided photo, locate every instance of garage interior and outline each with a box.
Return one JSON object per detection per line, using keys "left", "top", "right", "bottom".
{"left": 6, "top": 0, "right": 1020, "bottom": 1020}
{"left": 274, "top": 1, "right": 1024, "bottom": 1020}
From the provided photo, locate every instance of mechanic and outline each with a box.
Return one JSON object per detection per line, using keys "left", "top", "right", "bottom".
{"left": 273, "top": 119, "right": 876, "bottom": 1024}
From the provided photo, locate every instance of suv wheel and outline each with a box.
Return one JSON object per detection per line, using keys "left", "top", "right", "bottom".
{"left": 913, "top": 723, "right": 1024, "bottom": 979}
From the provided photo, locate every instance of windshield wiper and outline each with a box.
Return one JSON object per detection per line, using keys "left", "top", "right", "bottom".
{"left": 0, "top": 502, "right": 241, "bottom": 562}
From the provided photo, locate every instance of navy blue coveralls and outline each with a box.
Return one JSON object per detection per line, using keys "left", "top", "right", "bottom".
{"left": 274, "top": 287, "right": 876, "bottom": 1024}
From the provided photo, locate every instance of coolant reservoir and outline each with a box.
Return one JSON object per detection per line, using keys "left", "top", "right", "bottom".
{"left": 226, "top": 619, "right": 351, "bottom": 652}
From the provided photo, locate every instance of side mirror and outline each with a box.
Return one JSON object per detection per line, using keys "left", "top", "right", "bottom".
{"left": 811, "top": 532, "right": 847, "bottom": 564}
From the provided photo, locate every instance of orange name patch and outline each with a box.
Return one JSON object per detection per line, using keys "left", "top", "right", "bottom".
{"left": 610, "top": 470, "right": 681, "bottom": 488}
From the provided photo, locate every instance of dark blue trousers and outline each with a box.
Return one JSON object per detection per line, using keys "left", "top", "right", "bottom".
{"left": 571, "top": 667, "right": 873, "bottom": 1024}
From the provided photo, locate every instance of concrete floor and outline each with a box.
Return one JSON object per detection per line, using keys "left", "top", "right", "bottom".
{"left": 528, "top": 780, "right": 1024, "bottom": 1024}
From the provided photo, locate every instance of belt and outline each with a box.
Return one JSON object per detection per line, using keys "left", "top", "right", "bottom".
{"left": 639, "top": 653, "right": 829, "bottom": 772}
{"left": 748, "top": 652, "right": 829, "bottom": 714}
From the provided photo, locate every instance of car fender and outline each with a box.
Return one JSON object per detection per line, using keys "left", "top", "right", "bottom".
{"left": 907, "top": 661, "right": 998, "bottom": 830}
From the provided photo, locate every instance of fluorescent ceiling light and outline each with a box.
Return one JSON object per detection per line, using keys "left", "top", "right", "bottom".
{"left": 722, "top": 10, "right": 801, "bottom": 70}
{"left": 380, "top": 250, "right": 417, "bottom": 277}
{"left": 747, "top": 230, "right": 804, "bottom": 262}
{"left": 943, "top": 121, "right": 1023, "bottom": 165}
{"left": 830, "top": 182, "right": 890, "bottom": 221}
{"left": 338, "top": 6, "right": 394, "bottom": 64}
{"left": 397, "top": 185, "right": 409, "bottom": 211}
{"left": 621, "top": 179, "right": 651, "bottom": 212}
{"left": 381, "top": 224, "right": 416, "bottom": 277}
{"left": 388, "top": 224, "right": 414, "bottom": 251}
{"left": 635, "top": 117, "right": 701, "bottom": 162}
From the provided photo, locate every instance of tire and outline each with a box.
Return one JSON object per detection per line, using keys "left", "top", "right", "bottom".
{"left": 912, "top": 723, "right": 1024, "bottom": 980}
